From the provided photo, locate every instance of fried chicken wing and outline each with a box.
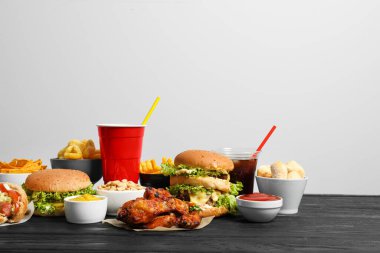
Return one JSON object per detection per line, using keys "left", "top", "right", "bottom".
{"left": 144, "top": 187, "right": 173, "bottom": 200}
{"left": 178, "top": 212, "right": 201, "bottom": 229}
{"left": 117, "top": 187, "right": 202, "bottom": 229}
{"left": 117, "top": 197, "right": 189, "bottom": 225}
{"left": 143, "top": 213, "right": 178, "bottom": 229}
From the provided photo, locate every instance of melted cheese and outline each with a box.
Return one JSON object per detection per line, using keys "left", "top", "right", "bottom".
{"left": 175, "top": 169, "right": 195, "bottom": 175}
{"left": 211, "top": 191, "right": 221, "bottom": 202}
{"left": 189, "top": 192, "right": 211, "bottom": 206}
{"left": 202, "top": 204, "right": 213, "bottom": 209}
{"left": 53, "top": 203, "right": 64, "bottom": 208}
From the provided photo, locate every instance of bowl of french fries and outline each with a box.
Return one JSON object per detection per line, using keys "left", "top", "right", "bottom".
{"left": 0, "top": 159, "right": 47, "bottom": 185}
{"left": 51, "top": 139, "right": 103, "bottom": 184}
{"left": 139, "top": 157, "right": 171, "bottom": 188}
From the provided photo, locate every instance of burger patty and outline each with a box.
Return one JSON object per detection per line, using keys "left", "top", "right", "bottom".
{"left": 217, "top": 174, "right": 229, "bottom": 180}
{"left": 176, "top": 191, "right": 190, "bottom": 202}
{"left": 173, "top": 168, "right": 229, "bottom": 179}
{"left": 170, "top": 176, "right": 231, "bottom": 193}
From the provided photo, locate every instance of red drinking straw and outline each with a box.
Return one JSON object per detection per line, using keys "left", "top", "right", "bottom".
{"left": 252, "top": 125, "right": 277, "bottom": 158}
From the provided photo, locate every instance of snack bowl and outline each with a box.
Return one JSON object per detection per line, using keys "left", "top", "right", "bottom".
{"left": 50, "top": 158, "right": 102, "bottom": 184}
{"left": 64, "top": 195, "right": 107, "bottom": 224}
{"left": 237, "top": 194, "right": 283, "bottom": 222}
{"left": 139, "top": 173, "right": 170, "bottom": 188}
{"left": 96, "top": 189, "right": 145, "bottom": 216}
{"left": 256, "top": 176, "right": 308, "bottom": 214}
{"left": 0, "top": 173, "right": 31, "bottom": 186}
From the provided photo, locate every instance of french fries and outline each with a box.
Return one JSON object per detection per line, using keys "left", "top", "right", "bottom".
{"left": 161, "top": 157, "right": 174, "bottom": 165}
{"left": 140, "top": 157, "right": 173, "bottom": 174}
{"left": 0, "top": 159, "right": 47, "bottom": 174}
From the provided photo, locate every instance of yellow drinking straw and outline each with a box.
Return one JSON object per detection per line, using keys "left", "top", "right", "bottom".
{"left": 141, "top": 96, "right": 160, "bottom": 125}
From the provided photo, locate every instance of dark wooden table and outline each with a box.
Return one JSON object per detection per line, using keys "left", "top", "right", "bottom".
{"left": 1, "top": 195, "right": 380, "bottom": 252}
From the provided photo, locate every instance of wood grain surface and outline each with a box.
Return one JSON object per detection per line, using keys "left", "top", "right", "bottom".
{"left": 1, "top": 195, "right": 380, "bottom": 252}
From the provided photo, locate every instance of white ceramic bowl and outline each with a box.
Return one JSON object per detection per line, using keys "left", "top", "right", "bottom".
{"left": 236, "top": 195, "right": 283, "bottom": 222}
{"left": 256, "top": 176, "right": 308, "bottom": 215}
{"left": 0, "top": 173, "right": 31, "bottom": 186}
{"left": 96, "top": 189, "right": 145, "bottom": 215}
{"left": 64, "top": 195, "right": 107, "bottom": 224}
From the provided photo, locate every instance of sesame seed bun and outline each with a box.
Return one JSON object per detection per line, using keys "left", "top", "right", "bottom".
{"left": 24, "top": 169, "right": 91, "bottom": 192}
{"left": 174, "top": 150, "right": 234, "bottom": 172}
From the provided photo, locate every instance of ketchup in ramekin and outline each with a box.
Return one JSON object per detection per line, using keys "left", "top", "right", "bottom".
{"left": 239, "top": 193, "right": 281, "bottom": 202}
{"left": 236, "top": 193, "right": 283, "bottom": 222}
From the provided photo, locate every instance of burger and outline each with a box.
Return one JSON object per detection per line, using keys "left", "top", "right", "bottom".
{"left": 162, "top": 150, "right": 243, "bottom": 217}
{"left": 0, "top": 182, "right": 28, "bottom": 224}
{"left": 23, "top": 169, "right": 96, "bottom": 216}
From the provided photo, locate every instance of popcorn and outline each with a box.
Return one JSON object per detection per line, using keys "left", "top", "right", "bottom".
{"left": 257, "top": 165, "right": 272, "bottom": 178}
{"left": 286, "top": 160, "right": 305, "bottom": 178}
{"left": 271, "top": 161, "right": 288, "bottom": 179}
{"left": 257, "top": 160, "right": 306, "bottom": 180}
{"left": 287, "top": 171, "right": 302, "bottom": 179}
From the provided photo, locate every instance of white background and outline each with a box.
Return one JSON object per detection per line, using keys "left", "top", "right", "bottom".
{"left": 1, "top": 0, "right": 379, "bottom": 194}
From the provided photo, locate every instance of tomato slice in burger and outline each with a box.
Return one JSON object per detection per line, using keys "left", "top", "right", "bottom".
{"left": 8, "top": 190, "right": 21, "bottom": 214}
{"left": 0, "top": 183, "right": 7, "bottom": 193}
{"left": 0, "top": 184, "right": 21, "bottom": 214}
{"left": 7, "top": 190, "right": 20, "bottom": 203}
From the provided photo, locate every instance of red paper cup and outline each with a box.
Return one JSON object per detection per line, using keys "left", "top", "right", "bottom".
{"left": 97, "top": 124, "right": 145, "bottom": 183}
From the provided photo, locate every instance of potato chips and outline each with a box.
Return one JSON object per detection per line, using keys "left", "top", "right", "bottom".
{"left": 57, "top": 139, "right": 101, "bottom": 160}
{"left": 0, "top": 159, "right": 47, "bottom": 174}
